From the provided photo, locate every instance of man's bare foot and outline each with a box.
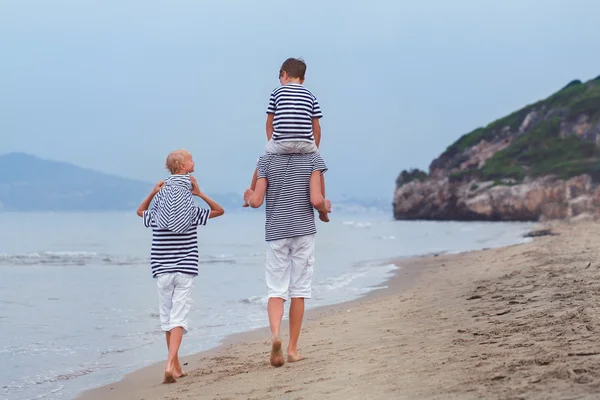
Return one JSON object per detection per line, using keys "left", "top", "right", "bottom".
{"left": 287, "top": 353, "right": 306, "bottom": 363}
{"left": 270, "top": 335, "right": 285, "bottom": 367}
{"left": 242, "top": 202, "right": 249, "bottom": 207}
{"left": 174, "top": 371, "right": 187, "bottom": 379}
{"left": 163, "top": 371, "right": 177, "bottom": 384}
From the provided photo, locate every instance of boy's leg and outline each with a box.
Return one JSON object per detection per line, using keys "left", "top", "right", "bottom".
{"left": 309, "top": 170, "right": 331, "bottom": 222}
{"left": 164, "top": 327, "right": 183, "bottom": 383}
{"left": 164, "top": 273, "right": 194, "bottom": 383}
{"left": 265, "top": 238, "right": 292, "bottom": 367}
{"left": 287, "top": 234, "right": 315, "bottom": 362}
{"left": 165, "top": 332, "right": 185, "bottom": 378}
{"left": 242, "top": 168, "right": 259, "bottom": 207}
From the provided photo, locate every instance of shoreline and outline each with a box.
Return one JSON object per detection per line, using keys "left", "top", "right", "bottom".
{"left": 77, "top": 230, "right": 536, "bottom": 400}
{"left": 77, "top": 250, "right": 430, "bottom": 399}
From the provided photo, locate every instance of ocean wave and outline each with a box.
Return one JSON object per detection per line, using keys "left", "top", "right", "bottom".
{"left": 0, "top": 251, "right": 244, "bottom": 267}
{"left": 342, "top": 221, "right": 373, "bottom": 228}
{"left": 239, "top": 295, "right": 268, "bottom": 307}
{"left": 377, "top": 235, "right": 396, "bottom": 240}
{"left": 0, "top": 251, "right": 144, "bottom": 267}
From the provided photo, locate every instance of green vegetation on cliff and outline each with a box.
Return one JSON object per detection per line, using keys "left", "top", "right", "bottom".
{"left": 435, "top": 76, "right": 600, "bottom": 183}
{"left": 395, "top": 168, "right": 428, "bottom": 188}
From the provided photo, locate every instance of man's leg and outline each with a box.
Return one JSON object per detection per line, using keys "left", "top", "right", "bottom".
{"left": 288, "top": 297, "right": 305, "bottom": 361}
{"left": 267, "top": 297, "right": 285, "bottom": 367}
{"left": 287, "top": 234, "right": 315, "bottom": 362}
{"left": 265, "top": 238, "right": 291, "bottom": 367}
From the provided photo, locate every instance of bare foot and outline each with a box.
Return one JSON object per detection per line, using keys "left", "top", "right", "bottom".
{"left": 163, "top": 371, "right": 177, "bottom": 384}
{"left": 270, "top": 335, "right": 285, "bottom": 367}
{"left": 287, "top": 353, "right": 306, "bottom": 363}
{"left": 174, "top": 367, "right": 187, "bottom": 378}
{"left": 242, "top": 202, "right": 249, "bottom": 208}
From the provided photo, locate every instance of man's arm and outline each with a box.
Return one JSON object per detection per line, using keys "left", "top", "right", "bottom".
{"left": 312, "top": 118, "right": 321, "bottom": 148}
{"left": 244, "top": 178, "right": 267, "bottom": 208}
{"left": 191, "top": 176, "right": 224, "bottom": 219}
{"left": 136, "top": 181, "right": 164, "bottom": 217}
{"left": 266, "top": 114, "right": 275, "bottom": 141}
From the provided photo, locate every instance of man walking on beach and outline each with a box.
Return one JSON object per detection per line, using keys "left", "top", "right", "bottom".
{"left": 244, "top": 153, "right": 330, "bottom": 366}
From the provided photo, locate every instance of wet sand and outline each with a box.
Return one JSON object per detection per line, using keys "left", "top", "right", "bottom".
{"left": 79, "top": 220, "right": 600, "bottom": 400}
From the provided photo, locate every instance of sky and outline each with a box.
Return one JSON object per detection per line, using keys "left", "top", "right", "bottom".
{"left": 1, "top": 0, "right": 600, "bottom": 200}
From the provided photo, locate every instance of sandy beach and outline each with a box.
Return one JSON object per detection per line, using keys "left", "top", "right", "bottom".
{"left": 79, "top": 220, "right": 600, "bottom": 400}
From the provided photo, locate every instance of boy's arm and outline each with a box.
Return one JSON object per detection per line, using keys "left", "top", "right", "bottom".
{"left": 190, "top": 176, "right": 225, "bottom": 219}
{"left": 244, "top": 178, "right": 267, "bottom": 208}
{"left": 312, "top": 118, "right": 321, "bottom": 148}
{"left": 266, "top": 114, "right": 275, "bottom": 141}
{"left": 136, "top": 181, "right": 164, "bottom": 217}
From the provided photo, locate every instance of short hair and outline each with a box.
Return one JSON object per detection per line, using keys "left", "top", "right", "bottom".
{"left": 165, "top": 149, "right": 190, "bottom": 174}
{"left": 279, "top": 57, "right": 307, "bottom": 80}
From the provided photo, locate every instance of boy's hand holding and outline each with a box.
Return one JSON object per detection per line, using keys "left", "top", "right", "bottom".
{"left": 153, "top": 180, "right": 165, "bottom": 195}
{"left": 190, "top": 176, "right": 202, "bottom": 196}
{"left": 190, "top": 175, "right": 225, "bottom": 218}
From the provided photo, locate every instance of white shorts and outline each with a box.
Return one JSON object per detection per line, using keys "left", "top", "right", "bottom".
{"left": 265, "top": 139, "right": 318, "bottom": 154}
{"left": 266, "top": 234, "right": 315, "bottom": 301}
{"left": 156, "top": 272, "right": 195, "bottom": 335}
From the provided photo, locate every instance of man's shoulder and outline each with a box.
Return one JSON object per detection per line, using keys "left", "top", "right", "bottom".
{"left": 273, "top": 84, "right": 316, "bottom": 97}
{"left": 260, "top": 153, "right": 321, "bottom": 168}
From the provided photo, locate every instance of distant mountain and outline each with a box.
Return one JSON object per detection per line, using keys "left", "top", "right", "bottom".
{"left": 0, "top": 153, "right": 242, "bottom": 212}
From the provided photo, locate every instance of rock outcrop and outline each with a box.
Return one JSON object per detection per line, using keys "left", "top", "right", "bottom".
{"left": 393, "top": 175, "right": 600, "bottom": 221}
{"left": 394, "top": 76, "right": 600, "bottom": 221}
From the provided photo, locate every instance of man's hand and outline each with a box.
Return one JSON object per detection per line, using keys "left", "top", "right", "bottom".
{"left": 190, "top": 175, "right": 202, "bottom": 196}
{"left": 244, "top": 188, "right": 254, "bottom": 205}
{"left": 152, "top": 180, "right": 164, "bottom": 194}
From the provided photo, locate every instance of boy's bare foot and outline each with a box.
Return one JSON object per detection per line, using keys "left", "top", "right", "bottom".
{"left": 270, "top": 335, "right": 285, "bottom": 367}
{"left": 174, "top": 371, "right": 187, "bottom": 379}
{"left": 287, "top": 353, "right": 306, "bottom": 363}
{"left": 174, "top": 365, "right": 187, "bottom": 378}
{"left": 163, "top": 371, "right": 177, "bottom": 384}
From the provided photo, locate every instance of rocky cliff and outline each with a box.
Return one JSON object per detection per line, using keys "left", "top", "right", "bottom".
{"left": 393, "top": 76, "right": 600, "bottom": 221}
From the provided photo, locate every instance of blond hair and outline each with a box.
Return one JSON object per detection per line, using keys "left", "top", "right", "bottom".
{"left": 165, "top": 149, "right": 191, "bottom": 174}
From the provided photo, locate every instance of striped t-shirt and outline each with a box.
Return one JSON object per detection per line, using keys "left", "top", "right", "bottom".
{"left": 143, "top": 207, "right": 210, "bottom": 278}
{"left": 257, "top": 153, "right": 328, "bottom": 241}
{"left": 267, "top": 83, "right": 323, "bottom": 142}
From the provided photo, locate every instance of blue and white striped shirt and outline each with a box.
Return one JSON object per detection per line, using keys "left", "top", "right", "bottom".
{"left": 257, "top": 153, "right": 327, "bottom": 241}
{"left": 267, "top": 83, "right": 323, "bottom": 143}
{"left": 143, "top": 206, "right": 210, "bottom": 278}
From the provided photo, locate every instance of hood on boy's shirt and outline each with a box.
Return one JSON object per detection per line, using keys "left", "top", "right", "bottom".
{"left": 149, "top": 174, "right": 196, "bottom": 233}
